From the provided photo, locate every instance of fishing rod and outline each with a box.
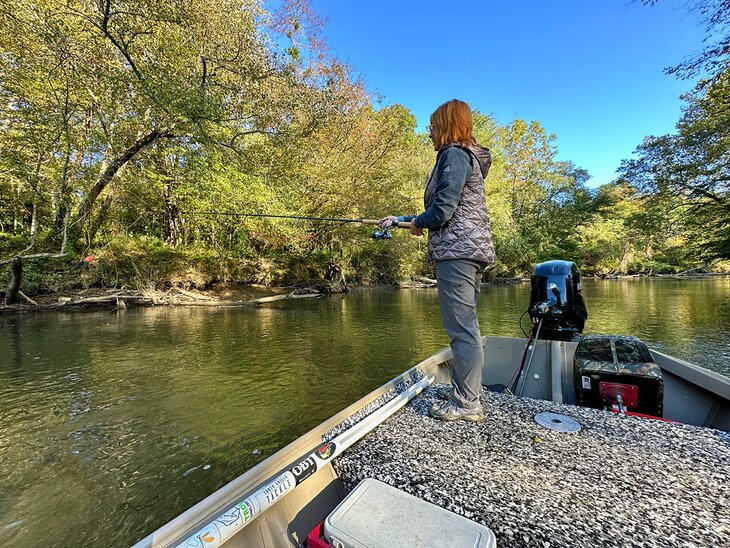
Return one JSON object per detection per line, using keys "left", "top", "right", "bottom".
{"left": 182, "top": 211, "right": 413, "bottom": 239}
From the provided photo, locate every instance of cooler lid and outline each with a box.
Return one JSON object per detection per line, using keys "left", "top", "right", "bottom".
{"left": 324, "top": 478, "right": 496, "bottom": 548}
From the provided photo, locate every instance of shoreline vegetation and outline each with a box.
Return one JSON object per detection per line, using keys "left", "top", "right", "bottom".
{"left": 2, "top": 270, "right": 727, "bottom": 314}
{"left": 1, "top": 1, "right": 728, "bottom": 311}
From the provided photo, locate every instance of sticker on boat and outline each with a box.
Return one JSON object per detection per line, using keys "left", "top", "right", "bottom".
{"left": 261, "top": 472, "right": 295, "bottom": 505}
{"left": 315, "top": 441, "right": 336, "bottom": 460}
{"left": 239, "top": 499, "right": 258, "bottom": 523}
{"left": 582, "top": 375, "right": 591, "bottom": 389}
{"left": 290, "top": 456, "right": 317, "bottom": 484}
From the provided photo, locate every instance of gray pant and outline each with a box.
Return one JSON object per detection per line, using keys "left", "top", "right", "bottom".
{"left": 435, "top": 259, "right": 485, "bottom": 410}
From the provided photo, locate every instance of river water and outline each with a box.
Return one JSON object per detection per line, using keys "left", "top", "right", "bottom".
{"left": 1, "top": 278, "right": 728, "bottom": 546}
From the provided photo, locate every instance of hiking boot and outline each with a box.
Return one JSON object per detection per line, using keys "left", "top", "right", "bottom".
{"left": 429, "top": 400, "right": 485, "bottom": 422}
{"left": 436, "top": 385, "right": 454, "bottom": 400}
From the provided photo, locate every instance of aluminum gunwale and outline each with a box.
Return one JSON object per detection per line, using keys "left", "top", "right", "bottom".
{"left": 133, "top": 348, "right": 452, "bottom": 547}
{"left": 651, "top": 349, "right": 730, "bottom": 399}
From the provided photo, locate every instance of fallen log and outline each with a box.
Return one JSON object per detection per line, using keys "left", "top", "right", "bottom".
{"left": 2, "top": 287, "right": 324, "bottom": 311}
{"left": 59, "top": 293, "right": 153, "bottom": 306}
{"left": 18, "top": 291, "right": 37, "bottom": 306}
{"left": 0, "top": 251, "right": 67, "bottom": 266}
{"left": 174, "top": 287, "right": 212, "bottom": 300}
{"left": 240, "top": 291, "right": 322, "bottom": 306}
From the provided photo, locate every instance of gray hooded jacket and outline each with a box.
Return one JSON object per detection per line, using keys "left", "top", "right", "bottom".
{"left": 412, "top": 144, "right": 495, "bottom": 264}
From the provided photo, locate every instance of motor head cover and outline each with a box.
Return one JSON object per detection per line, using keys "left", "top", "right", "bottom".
{"left": 529, "top": 260, "right": 588, "bottom": 341}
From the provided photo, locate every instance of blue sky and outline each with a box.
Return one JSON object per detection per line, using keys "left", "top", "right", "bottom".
{"left": 311, "top": 0, "right": 707, "bottom": 187}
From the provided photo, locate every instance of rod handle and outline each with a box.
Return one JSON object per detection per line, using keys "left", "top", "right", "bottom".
{"left": 361, "top": 219, "right": 413, "bottom": 229}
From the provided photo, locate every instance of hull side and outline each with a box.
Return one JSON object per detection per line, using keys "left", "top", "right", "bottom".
{"left": 136, "top": 338, "right": 729, "bottom": 548}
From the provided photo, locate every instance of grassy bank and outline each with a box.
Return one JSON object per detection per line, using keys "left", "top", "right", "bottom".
{"left": 2, "top": 233, "right": 728, "bottom": 304}
{"left": 0, "top": 234, "right": 431, "bottom": 297}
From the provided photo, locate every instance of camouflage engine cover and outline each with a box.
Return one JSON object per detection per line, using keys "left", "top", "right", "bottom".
{"left": 573, "top": 335, "right": 663, "bottom": 416}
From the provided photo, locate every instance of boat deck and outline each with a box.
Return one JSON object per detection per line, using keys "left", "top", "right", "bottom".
{"left": 333, "top": 386, "right": 730, "bottom": 548}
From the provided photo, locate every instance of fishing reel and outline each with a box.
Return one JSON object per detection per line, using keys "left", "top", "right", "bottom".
{"left": 371, "top": 228, "right": 393, "bottom": 240}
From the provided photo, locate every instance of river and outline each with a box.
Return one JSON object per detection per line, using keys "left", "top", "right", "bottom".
{"left": 1, "top": 277, "right": 728, "bottom": 546}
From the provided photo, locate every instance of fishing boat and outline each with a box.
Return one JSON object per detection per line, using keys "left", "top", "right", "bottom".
{"left": 134, "top": 262, "right": 730, "bottom": 548}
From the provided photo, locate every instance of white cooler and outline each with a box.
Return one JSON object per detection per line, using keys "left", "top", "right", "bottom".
{"left": 324, "top": 478, "right": 496, "bottom": 548}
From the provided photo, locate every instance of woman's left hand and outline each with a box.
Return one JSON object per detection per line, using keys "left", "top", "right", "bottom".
{"left": 410, "top": 220, "right": 423, "bottom": 236}
{"left": 379, "top": 215, "right": 398, "bottom": 228}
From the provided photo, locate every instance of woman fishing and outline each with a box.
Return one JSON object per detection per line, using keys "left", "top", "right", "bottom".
{"left": 380, "top": 99, "right": 495, "bottom": 421}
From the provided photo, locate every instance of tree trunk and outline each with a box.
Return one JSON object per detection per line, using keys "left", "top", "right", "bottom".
{"left": 73, "top": 127, "right": 166, "bottom": 239}
{"left": 162, "top": 176, "right": 181, "bottom": 246}
{"left": 60, "top": 209, "right": 70, "bottom": 254}
{"left": 28, "top": 154, "right": 42, "bottom": 238}
{"left": 30, "top": 196, "right": 39, "bottom": 238}
{"left": 5, "top": 257, "right": 22, "bottom": 305}
{"left": 619, "top": 239, "right": 632, "bottom": 275}
{"left": 13, "top": 181, "right": 20, "bottom": 232}
{"left": 54, "top": 141, "right": 72, "bottom": 231}
{"left": 86, "top": 194, "right": 113, "bottom": 247}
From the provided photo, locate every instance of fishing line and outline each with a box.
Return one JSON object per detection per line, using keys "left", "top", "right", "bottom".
{"left": 182, "top": 211, "right": 412, "bottom": 239}
{"left": 182, "top": 211, "right": 406, "bottom": 225}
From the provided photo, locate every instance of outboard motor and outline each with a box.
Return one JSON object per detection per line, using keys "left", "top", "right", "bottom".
{"left": 529, "top": 260, "right": 587, "bottom": 342}
{"left": 512, "top": 259, "right": 588, "bottom": 395}
{"left": 520, "top": 261, "right": 664, "bottom": 417}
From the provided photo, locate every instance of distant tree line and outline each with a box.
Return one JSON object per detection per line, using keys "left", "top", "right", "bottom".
{"left": 0, "top": 0, "right": 727, "bottom": 294}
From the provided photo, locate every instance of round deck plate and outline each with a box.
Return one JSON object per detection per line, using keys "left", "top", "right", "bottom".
{"left": 535, "top": 412, "right": 582, "bottom": 432}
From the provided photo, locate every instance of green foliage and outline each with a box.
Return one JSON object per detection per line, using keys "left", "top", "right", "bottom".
{"left": 620, "top": 67, "right": 730, "bottom": 263}
{"left": 79, "top": 235, "right": 276, "bottom": 290}
{"left": 0, "top": 233, "right": 28, "bottom": 257}
{"left": 1, "top": 1, "right": 726, "bottom": 294}
{"left": 483, "top": 115, "right": 597, "bottom": 273}
{"left": 0, "top": 254, "right": 79, "bottom": 294}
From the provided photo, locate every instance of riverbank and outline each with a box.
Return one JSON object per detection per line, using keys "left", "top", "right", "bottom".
{"left": 3, "top": 272, "right": 729, "bottom": 313}
{"left": 0, "top": 285, "right": 326, "bottom": 313}
{"left": 584, "top": 268, "right": 730, "bottom": 280}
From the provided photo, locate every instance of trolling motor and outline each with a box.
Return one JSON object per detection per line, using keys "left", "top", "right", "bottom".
{"left": 528, "top": 260, "right": 588, "bottom": 342}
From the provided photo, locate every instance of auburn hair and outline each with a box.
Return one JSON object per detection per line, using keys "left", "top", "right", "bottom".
{"left": 430, "top": 99, "right": 476, "bottom": 149}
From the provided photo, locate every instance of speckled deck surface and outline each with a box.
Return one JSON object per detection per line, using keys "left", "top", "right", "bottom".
{"left": 333, "top": 386, "right": 730, "bottom": 548}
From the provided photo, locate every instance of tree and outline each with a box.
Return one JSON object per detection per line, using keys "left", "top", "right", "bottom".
{"left": 483, "top": 118, "right": 594, "bottom": 271}
{"left": 620, "top": 69, "right": 730, "bottom": 260}
{"left": 643, "top": 0, "right": 730, "bottom": 84}
{"left": 0, "top": 0, "right": 344, "bottom": 249}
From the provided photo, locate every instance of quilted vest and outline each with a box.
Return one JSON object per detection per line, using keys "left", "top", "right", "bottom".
{"left": 424, "top": 144, "right": 495, "bottom": 264}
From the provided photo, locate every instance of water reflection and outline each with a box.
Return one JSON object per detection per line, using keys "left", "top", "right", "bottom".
{"left": 584, "top": 278, "right": 730, "bottom": 371}
{"left": 0, "top": 278, "right": 727, "bottom": 546}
